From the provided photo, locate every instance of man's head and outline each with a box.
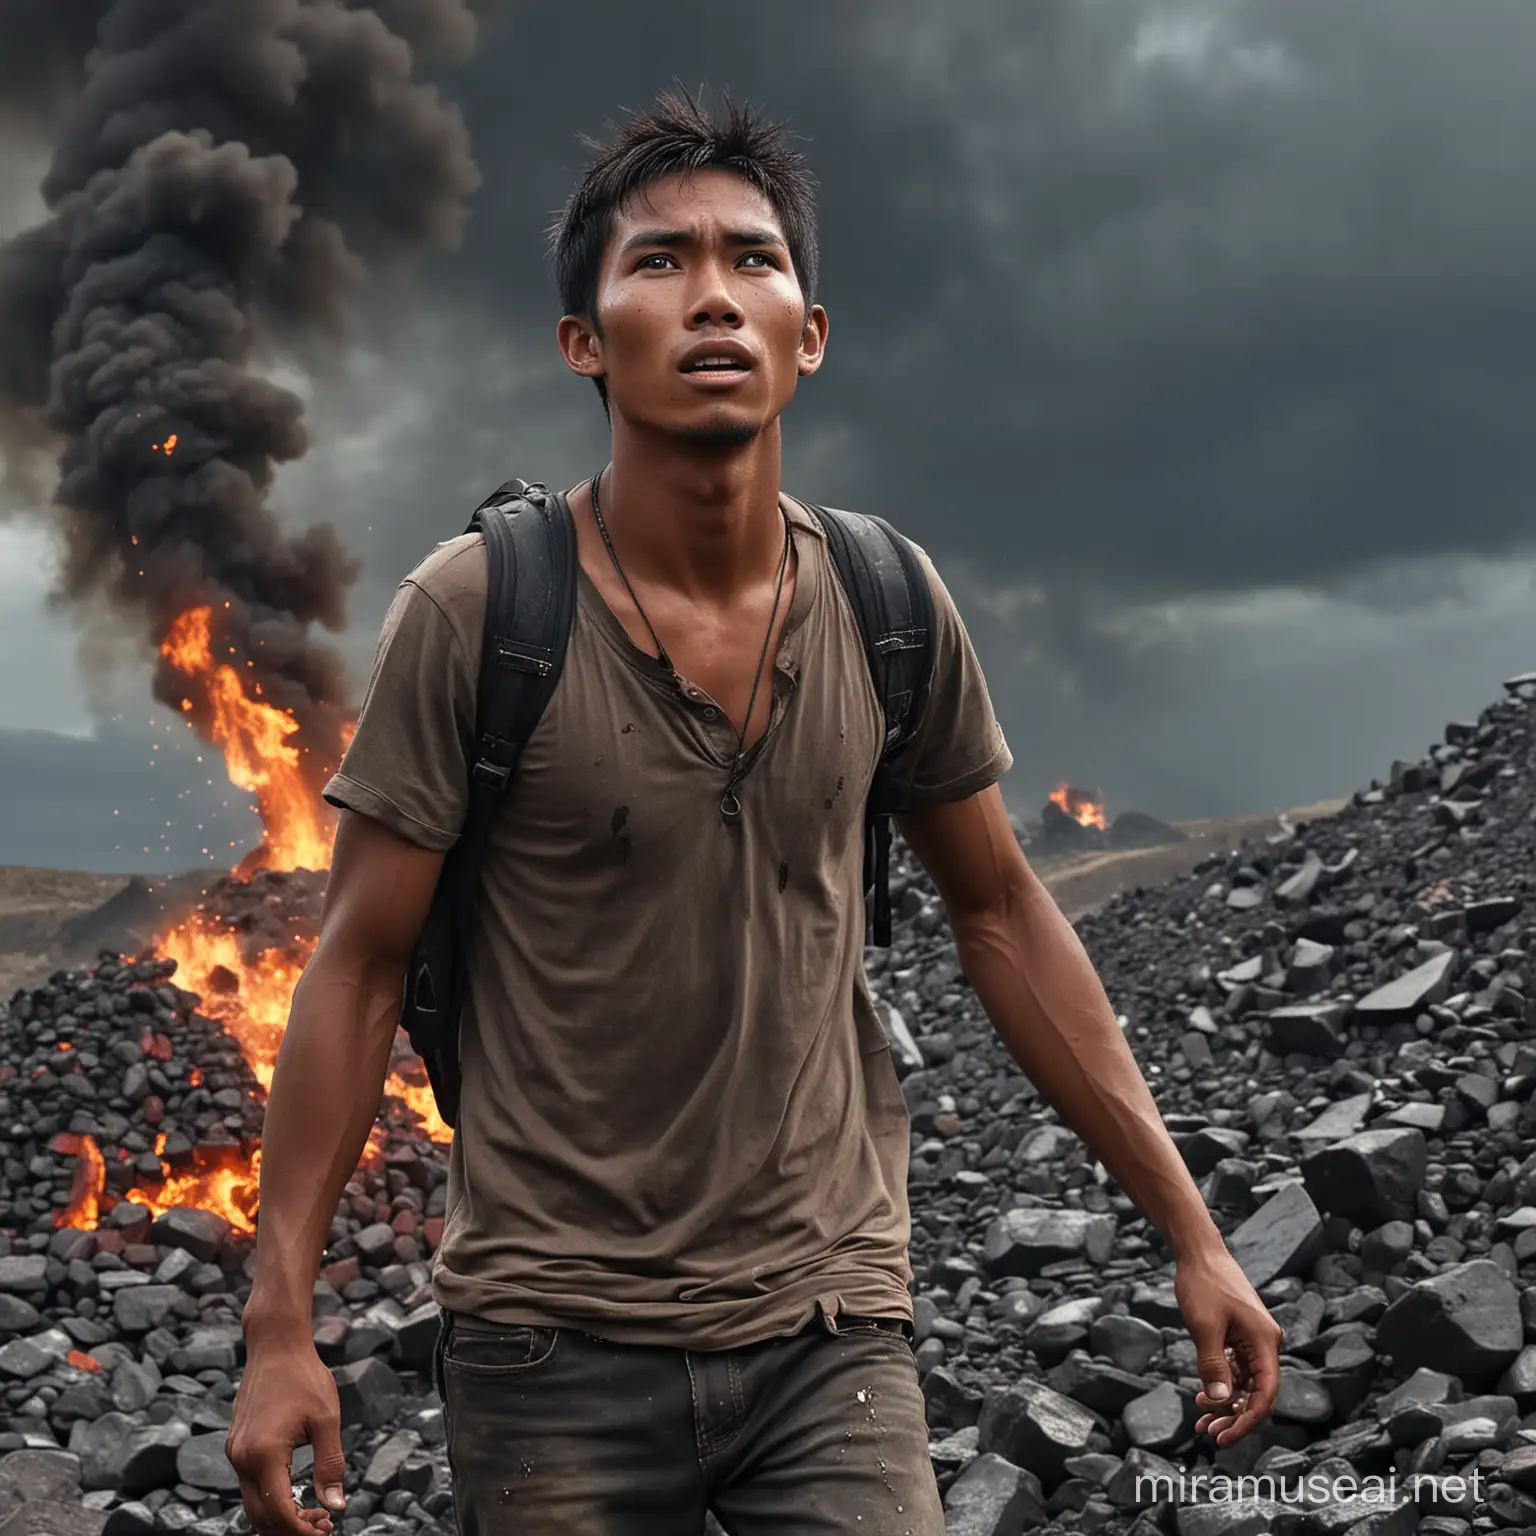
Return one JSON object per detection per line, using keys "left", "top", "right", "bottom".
{"left": 550, "top": 88, "right": 828, "bottom": 446}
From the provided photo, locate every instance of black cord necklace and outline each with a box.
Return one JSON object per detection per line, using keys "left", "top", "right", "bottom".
{"left": 588, "top": 468, "right": 791, "bottom": 826}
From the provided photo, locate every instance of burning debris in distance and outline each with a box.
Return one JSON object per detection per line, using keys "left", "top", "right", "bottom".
{"left": 1048, "top": 780, "right": 1108, "bottom": 832}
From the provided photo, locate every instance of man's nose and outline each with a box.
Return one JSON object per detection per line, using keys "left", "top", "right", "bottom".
{"left": 688, "top": 264, "right": 744, "bottom": 326}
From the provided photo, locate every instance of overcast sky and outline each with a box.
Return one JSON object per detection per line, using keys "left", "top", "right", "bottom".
{"left": 3, "top": 0, "right": 1536, "bottom": 872}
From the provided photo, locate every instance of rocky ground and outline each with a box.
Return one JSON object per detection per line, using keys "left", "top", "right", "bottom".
{"left": 2, "top": 670, "right": 1536, "bottom": 1535}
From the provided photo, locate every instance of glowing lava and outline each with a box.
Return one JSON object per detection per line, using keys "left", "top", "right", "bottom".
{"left": 1048, "top": 780, "right": 1109, "bottom": 830}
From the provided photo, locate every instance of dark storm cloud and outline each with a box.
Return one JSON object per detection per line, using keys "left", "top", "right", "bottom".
{"left": 6, "top": 0, "right": 1536, "bottom": 854}
{"left": 415, "top": 0, "right": 1536, "bottom": 605}
{"left": 266, "top": 0, "right": 1536, "bottom": 826}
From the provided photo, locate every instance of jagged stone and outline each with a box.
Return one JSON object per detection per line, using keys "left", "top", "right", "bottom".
{"left": 1226, "top": 1181, "right": 1327, "bottom": 1288}
{"left": 1375, "top": 1259, "right": 1523, "bottom": 1382}
{"left": 332, "top": 1357, "right": 402, "bottom": 1429}
{"left": 976, "top": 1377, "right": 1097, "bottom": 1491}
{"left": 942, "top": 1452, "right": 1047, "bottom": 1536}
{"left": 1300, "top": 1128, "right": 1428, "bottom": 1226}
{"left": 1354, "top": 952, "right": 1457, "bottom": 1018}
{"left": 980, "top": 1208, "right": 1117, "bottom": 1280}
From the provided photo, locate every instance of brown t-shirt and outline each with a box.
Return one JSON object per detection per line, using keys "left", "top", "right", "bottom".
{"left": 323, "top": 492, "right": 1011, "bottom": 1349}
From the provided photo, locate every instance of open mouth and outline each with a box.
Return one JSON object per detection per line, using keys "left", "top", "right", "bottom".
{"left": 681, "top": 358, "right": 752, "bottom": 376}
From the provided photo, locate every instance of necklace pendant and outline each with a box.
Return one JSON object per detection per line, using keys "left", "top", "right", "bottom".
{"left": 720, "top": 787, "right": 743, "bottom": 825}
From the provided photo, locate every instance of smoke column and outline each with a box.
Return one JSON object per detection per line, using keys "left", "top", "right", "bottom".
{"left": 0, "top": 0, "right": 483, "bottom": 849}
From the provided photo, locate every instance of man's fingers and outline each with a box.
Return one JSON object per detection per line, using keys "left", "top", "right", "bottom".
{"left": 1191, "top": 1333, "right": 1235, "bottom": 1408}
{"left": 1241, "top": 1327, "right": 1282, "bottom": 1423}
{"left": 309, "top": 1412, "right": 348, "bottom": 1515}
{"left": 239, "top": 1451, "right": 312, "bottom": 1536}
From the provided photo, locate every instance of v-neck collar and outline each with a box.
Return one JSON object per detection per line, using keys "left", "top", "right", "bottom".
{"left": 576, "top": 493, "right": 825, "bottom": 686}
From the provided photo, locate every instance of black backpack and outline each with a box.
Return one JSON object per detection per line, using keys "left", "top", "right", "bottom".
{"left": 399, "top": 479, "right": 936, "bottom": 1127}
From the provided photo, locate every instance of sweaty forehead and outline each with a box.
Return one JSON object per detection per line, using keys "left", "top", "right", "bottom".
{"left": 614, "top": 168, "right": 781, "bottom": 234}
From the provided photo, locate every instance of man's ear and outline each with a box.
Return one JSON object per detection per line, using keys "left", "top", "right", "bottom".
{"left": 557, "top": 313, "right": 605, "bottom": 379}
{"left": 798, "top": 303, "right": 829, "bottom": 377}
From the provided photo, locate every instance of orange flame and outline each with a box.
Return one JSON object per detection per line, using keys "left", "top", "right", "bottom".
{"left": 383, "top": 1071, "right": 451, "bottom": 1142}
{"left": 160, "top": 606, "right": 331, "bottom": 872}
{"left": 123, "top": 1146, "right": 260, "bottom": 1235}
{"left": 156, "top": 917, "right": 449, "bottom": 1142}
{"left": 51, "top": 1133, "right": 104, "bottom": 1229}
{"left": 51, "top": 1132, "right": 260, "bottom": 1236}
{"left": 158, "top": 919, "right": 312, "bottom": 1092}
{"left": 59, "top": 602, "right": 450, "bottom": 1245}
{"left": 1048, "top": 780, "right": 1108, "bottom": 830}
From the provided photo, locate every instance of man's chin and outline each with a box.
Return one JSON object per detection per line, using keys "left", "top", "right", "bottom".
{"left": 671, "top": 417, "right": 763, "bottom": 450}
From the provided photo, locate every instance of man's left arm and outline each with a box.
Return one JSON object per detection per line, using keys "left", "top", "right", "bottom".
{"left": 897, "top": 784, "right": 1283, "bottom": 1445}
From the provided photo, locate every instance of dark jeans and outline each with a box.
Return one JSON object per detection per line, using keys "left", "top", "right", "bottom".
{"left": 433, "top": 1309, "right": 947, "bottom": 1534}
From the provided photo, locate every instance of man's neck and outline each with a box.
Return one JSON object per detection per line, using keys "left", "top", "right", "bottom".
{"left": 590, "top": 422, "right": 788, "bottom": 601}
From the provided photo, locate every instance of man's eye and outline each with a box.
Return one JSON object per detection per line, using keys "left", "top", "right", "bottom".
{"left": 740, "top": 252, "right": 779, "bottom": 268}
{"left": 638, "top": 254, "right": 675, "bottom": 269}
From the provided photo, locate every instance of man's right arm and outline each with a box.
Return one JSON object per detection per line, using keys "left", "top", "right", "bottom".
{"left": 226, "top": 808, "right": 445, "bottom": 1535}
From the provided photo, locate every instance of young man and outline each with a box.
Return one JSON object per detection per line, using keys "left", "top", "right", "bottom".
{"left": 228, "top": 92, "right": 1281, "bottom": 1536}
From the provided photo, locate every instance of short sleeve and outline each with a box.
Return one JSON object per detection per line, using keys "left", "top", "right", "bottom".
{"left": 882, "top": 544, "right": 1013, "bottom": 811}
{"left": 321, "top": 538, "right": 485, "bottom": 852}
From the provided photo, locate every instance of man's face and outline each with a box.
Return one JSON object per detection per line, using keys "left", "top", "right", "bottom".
{"left": 564, "top": 168, "right": 827, "bottom": 445}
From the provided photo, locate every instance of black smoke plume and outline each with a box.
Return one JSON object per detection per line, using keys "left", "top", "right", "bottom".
{"left": 0, "top": 0, "right": 483, "bottom": 851}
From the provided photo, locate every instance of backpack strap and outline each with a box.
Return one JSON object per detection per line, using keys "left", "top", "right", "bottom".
{"left": 804, "top": 503, "right": 936, "bottom": 946}
{"left": 464, "top": 481, "right": 578, "bottom": 804}
{"left": 399, "top": 480, "right": 576, "bottom": 1126}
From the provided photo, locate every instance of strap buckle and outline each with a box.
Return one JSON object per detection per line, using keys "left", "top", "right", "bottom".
{"left": 470, "top": 759, "right": 511, "bottom": 789}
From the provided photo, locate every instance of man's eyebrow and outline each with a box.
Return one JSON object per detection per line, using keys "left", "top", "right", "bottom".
{"left": 618, "top": 227, "right": 788, "bottom": 255}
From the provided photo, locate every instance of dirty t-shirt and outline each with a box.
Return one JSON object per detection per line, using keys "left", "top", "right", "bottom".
{"left": 322, "top": 492, "right": 1012, "bottom": 1349}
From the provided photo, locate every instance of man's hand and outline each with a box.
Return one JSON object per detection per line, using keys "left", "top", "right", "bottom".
{"left": 1176, "top": 1244, "right": 1285, "bottom": 1445}
{"left": 227, "top": 1330, "right": 348, "bottom": 1536}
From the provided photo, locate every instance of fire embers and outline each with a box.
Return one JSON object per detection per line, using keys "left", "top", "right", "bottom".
{"left": 1, "top": 952, "right": 267, "bottom": 1238}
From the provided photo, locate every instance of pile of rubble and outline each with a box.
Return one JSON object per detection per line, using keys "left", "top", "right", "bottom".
{"left": 1, "top": 668, "right": 1535, "bottom": 1536}
{"left": 886, "top": 669, "right": 1536, "bottom": 1535}
{"left": 0, "top": 941, "right": 450, "bottom": 1535}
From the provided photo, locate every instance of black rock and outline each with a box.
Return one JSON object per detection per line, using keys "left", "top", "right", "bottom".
{"left": 0, "top": 1500, "right": 107, "bottom": 1536}
{"left": 150, "top": 1211, "right": 229, "bottom": 1266}
{"left": 1375, "top": 1260, "right": 1523, "bottom": 1383}
{"left": 111, "top": 1286, "right": 184, "bottom": 1336}
{"left": 1121, "top": 1381, "right": 1197, "bottom": 1452}
{"left": 941, "top": 1451, "right": 1047, "bottom": 1535}
{"left": 922, "top": 1366, "right": 985, "bottom": 1431}
{"left": 1300, "top": 1128, "right": 1428, "bottom": 1227}
{"left": 1265, "top": 1003, "right": 1346, "bottom": 1058}
{"left": 117, "top": 1425, "right": 189, "bottom": 1498}
{"left": 1226, "top": 1181, "right": 1327, "bottom": 1289}
{"left": 99, "top": 1507, "right": 155, "bottom": 1536}
{"left": 1045, "top": 1352, "right": 1158, "bottom": 1418}
{"left": 332, "top": 1358, "right": 402, "bottom": 1429}
{"left": 1353, "top": 952, "right": 1457, "bottom": 1019}
{"left": 975, "top": 1377, "right": 1097, "bottom": 1491}
{"left": 981, "top": 1209, "right": 1116, "bottom": 1279}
